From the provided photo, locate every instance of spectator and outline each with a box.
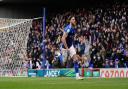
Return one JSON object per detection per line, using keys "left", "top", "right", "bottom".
{"left": 27, "top": 2, "right": 128, "bottom": 68}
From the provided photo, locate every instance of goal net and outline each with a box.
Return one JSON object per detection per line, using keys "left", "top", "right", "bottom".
{"left": 0, "top": 18, "right": 32, "bottom": 77}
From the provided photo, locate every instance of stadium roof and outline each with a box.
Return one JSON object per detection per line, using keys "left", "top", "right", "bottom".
{"left": 0, "top": 0, "right": 127, "bottom": 6}
{"left": 0, "top": 0, "right": 127, "bottom": 18}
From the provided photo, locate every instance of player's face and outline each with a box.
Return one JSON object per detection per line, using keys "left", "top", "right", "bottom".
{"left": 70, "top": 17, "right": 76, "bottom": 26}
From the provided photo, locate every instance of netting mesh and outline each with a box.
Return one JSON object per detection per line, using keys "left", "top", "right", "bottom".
{"left": 0, "top": 19, "right": 32, "bottom": 76}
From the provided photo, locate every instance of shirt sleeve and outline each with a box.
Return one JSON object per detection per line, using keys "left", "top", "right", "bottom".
{"left": 64, "top": 27, "right": 70, "bottom": 34}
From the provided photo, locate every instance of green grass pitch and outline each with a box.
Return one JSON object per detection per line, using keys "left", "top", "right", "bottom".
{"left": 0, "top": 77, "right": 128, "bottom": 89}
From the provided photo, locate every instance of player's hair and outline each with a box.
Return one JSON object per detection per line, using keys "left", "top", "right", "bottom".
{"left": 67, "top": 16, "right": 77, "bottom": 24}
{"left": 68, "top": 16, "right": 75, "bottom": 21}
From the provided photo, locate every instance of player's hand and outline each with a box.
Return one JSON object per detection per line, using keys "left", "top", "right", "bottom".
{"left": 65, "top": 47, "right": 69, "bottom": 51}
{"left": 66, "top": 48, "right": 70, "bottom": 53}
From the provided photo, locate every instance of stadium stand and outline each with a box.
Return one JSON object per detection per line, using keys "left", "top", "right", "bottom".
{"left": 27, "top": 3, "right": 128, "bottom": 69}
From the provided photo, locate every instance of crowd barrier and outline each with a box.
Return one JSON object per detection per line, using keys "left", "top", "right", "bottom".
{"left": 28, "top": 68, "right": 128, "bottom": 78}
{"left": 1, "top": 68, "right": 127, "bottom": 78}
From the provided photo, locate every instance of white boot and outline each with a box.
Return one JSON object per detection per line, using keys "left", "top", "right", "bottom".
{"left": 76, "top": 73, "right": 84, "bottom": 80}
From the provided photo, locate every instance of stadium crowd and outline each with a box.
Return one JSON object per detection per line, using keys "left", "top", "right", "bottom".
{"left": 27, "top": 3, "right": 128, "bottom": 69}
